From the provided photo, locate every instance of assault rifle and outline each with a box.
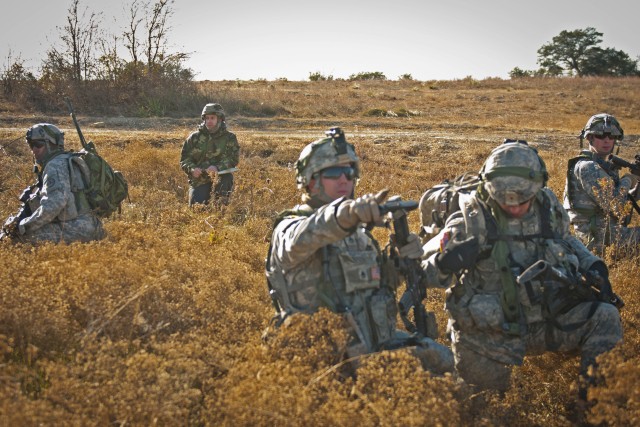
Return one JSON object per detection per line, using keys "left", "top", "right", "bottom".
{"left": 517, "top": 260, "right": 624, "bottom": 311}
{"left": 609, "top": 154, "right": 640, "bottom": 176}
{"left": 0, "top": 182, "right": 39, "bottom": 241}
{"left": 380, "top": 196, "right": 439, "bottom": 339}
{"left": 608, "top": 154, "right": 640, "bottom": 215}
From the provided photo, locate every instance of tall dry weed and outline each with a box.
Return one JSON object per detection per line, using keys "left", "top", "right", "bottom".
{"left": 1, "top": 77, "right": 640, "bottom": 425}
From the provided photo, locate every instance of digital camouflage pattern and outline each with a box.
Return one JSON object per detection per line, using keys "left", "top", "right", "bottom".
{"left": 180, "top": 122, "right": 240, "bottom": 188}
{"left": 580, "top": 113, "right": 623, "bottom": 140}
{"left": 295, "top": 129, "right": 360, "bottom": 189}
{"left": 17, "top": 152, "right": 104, "bottom": 244}
{"left": 421, "top": 142, "right": 622, "bottom": 392}
{"left": 563, "top": 150, "right": 640, "bottom": 252}
{"left": 26, "top": 123, "right": 65, "bottom": 147}
{"left": 267, "top": 199, "right": 453, "bottom": 373}
{"left": 481, "top": 141, "right": 547, "bottom": 206}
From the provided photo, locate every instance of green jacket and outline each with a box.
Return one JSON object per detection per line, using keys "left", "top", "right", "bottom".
{"left": 180, "top": 123, "right": 240, "bottom": 187}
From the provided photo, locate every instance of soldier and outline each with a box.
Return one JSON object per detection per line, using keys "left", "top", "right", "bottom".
{"left": 563, "top": 113, "right": 640, "bottom": 253}
{"left": 266, "top": 128, "right": 453, "bottom": 374}
{"left": 2, "top": 123, "right": 104, "bottom": 244}
{"left": 180, "top": 103, "right": 240, "bottom": 206}
{"left": 421, "top": 140, "right": 622, "bottom": 395}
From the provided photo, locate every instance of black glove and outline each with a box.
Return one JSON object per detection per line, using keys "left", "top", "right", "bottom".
{"left": 436, "top": 235, "right": 479, "bottom": 274}
{"left": 586, "top": 261, "right": 613, "bottom": 302}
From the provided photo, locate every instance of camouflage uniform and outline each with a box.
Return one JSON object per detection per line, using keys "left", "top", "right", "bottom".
{"left": 180, "top": 104, "right": 240, "bottom": 205}
{"left": 421, "top": 141, "right": 622, "bottom": 392}
{"left": 266, "top": 128, "right": 453, "bottom": 374}
{"left": 17, "top": 124, "right": 104, "bottom": 244}
{"left": 563, "top": 114, "right": 640, "bottom": 253}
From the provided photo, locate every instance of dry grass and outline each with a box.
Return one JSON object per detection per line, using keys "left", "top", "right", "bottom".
{"left": 1, "top": 77, "right": 640, "bottom": 425}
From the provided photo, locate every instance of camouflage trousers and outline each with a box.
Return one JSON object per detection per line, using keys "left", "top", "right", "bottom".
{"left": 452, "top": 301, "right": 622, "bottom": 392}
{"left": 21, "top": 214, "right": 105, "bottom": 244}
{"left": 574, "top": 221, "right": 640, "bottom": 255}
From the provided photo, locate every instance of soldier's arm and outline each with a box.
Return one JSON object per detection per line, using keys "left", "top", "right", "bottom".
{"left": 179, "top": 134, "right": 199, "bottom": 175}
{"left": 272, "top": 199, "right": 352, "bottom": 269}
{"left": 575, "top": 161, "right": 627, "bottom": 208}
{"left": 217, "top": 132, "right": 240, "bottom": 171}
{"left": 420, "top": 212, "right": 466, "bottom": 289}
{"left": 19, "top": 165, "right": 69, "bottom": 234}
{"left": 550, "top": 188, "right": 602, "bottom": 270}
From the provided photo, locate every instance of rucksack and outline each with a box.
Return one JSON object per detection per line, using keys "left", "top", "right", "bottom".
{"left": 70, "top": 141, "right": 128, "bottom": 217}
{"left": 418, "top": 173, "right": 482, "bottom": 241}
{"left": 64, "top": 98, "right": 129, "bottom": 218}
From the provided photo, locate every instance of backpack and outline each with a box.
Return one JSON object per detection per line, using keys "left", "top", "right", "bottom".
{"left": 418, "top": 173, "right": 482, "bottom": 241}
{"left": 70, "top": 141, "right": 128, "bottom": 217}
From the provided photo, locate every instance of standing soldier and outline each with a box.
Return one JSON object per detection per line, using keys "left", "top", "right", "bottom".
{"left": 180, "top": 103, "right": 240, "bottom": 206}
{"left": 1, "top": 123, "right": 104, "bottom": 243}
{"left": 564, "top": 113, "right": 640, "bottom": 253}
{"left": 421, "top": 140, "right": 622, "bottom": 396}
{"left": 266, "top": 127, "right": 453, "bottom": 374}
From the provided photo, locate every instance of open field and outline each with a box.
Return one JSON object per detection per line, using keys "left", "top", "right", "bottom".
{"left": 1, "top": 77, "right": 640, "bottom": 425}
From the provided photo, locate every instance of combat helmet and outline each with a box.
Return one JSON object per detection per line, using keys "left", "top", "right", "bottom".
{"left": 480, "top": 139, "right": 548, "bottom": 206}
{"left": 201, "top": 103, "right": 225, "bottom": 121}
{"left": 580, "top": 113, "right": 623, "bottom": 146}
{"left": 295, "top": 127, "right": 360, "bottom": 190}
{"left": 26, "top": 123, "right": 64, "bottom": 147}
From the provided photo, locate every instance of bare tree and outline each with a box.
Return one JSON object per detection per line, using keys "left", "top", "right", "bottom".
{"left": 123, "top": 0, "right": 144, "bottom": 66}
{"left": 44, "top": 0, "right": 101, "bottom": 81}
{"left": 145, "top": 0, "right": 173, "bottom": 72}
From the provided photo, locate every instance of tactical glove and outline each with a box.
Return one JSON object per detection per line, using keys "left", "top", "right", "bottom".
{"left": 336, "top": 189, "right": 388, "bottom": 229}
{"left": 586, "top": 261, "right": 613, "bottom": 302}
{"left": 397, "top": 233, "right": 424, "bottom": 259}
{"left": 436, "top": 235, "right": 479, "bottom": 274}
{"left": 621, "top": 173, "right": 639, "bottom": 190}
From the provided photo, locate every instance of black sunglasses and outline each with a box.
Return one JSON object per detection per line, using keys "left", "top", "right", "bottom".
{"left": 593, "top": 133, "right": 620, "bottom": 140}
{"left": 27, "top": 139, "right": 47, "bottom": 149}
{"left": 321, "top": 166, "right": 356, "bottom": 181}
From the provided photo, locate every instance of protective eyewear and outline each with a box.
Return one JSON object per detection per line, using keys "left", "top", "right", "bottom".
{"left": 593, "top": 133, "right": 619, "bottom": 141}
{"left": 27, "top": 139, "right": 47, "bottom": 149}
{"left": 321, "top": 166, "right": 356, "bottom": 181}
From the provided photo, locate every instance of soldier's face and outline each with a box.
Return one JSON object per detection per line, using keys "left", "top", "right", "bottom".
{"left": 309, "top": 163, "right": 355, "bottom": 201}
{"left": 497, "top": 199, "right": 533, "bottom": 219}
{"left": 589, "top": 134, "right": 615, "bottom": 156}
{"left": 204, "top": 114, "right": 219, "bottom": 130}
{"left": 28, "top": 140, "right": 48, "bottom": 163}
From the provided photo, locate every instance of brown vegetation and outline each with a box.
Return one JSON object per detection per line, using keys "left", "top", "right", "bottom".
{"left": 1, "top": 77, "right": 640, "bottom": 425}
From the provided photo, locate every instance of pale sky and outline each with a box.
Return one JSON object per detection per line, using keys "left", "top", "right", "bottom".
{"left": 2, "top": 0, "right": 639, "bottom": 81}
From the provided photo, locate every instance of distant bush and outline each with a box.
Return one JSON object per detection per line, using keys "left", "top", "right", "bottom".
{"left": 309, "top": 72, "right": 334, "bottom": 81}
{"left": 349, "top": 71, "right": 387, "bottom": 81}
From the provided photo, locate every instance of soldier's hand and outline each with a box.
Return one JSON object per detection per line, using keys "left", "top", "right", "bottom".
{"left": 397, "top": 233, "right": 424, "bottom": 259}
{"left": 206, "top": 165, "right": 218, "bottom": 175}
{"left": 436, "top": 235, "right": 479, "bottom": 274}
{"left": 192, "top": 167, "right": 203, "bottom": 178}
{"left": 336, "top": 189, "right": 388, "bottom": 229}
{"left": 587, "top": 261, "right": 614, "bottom": 303}
{"left": 621, "top": 173, "right": 639, "bottom": 190}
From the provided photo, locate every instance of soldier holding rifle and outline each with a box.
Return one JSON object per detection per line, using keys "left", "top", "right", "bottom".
{"left": 1, "top": 123, "right": 104, "bottom": 243}
{"left": 421, "top": 141, "right": 622, "bottom": 398}
{"left": 265, "top": 127, "right": 453, "bottom": 373}
{"left": 564, "top": 113, "right": 640, "bottom": 253}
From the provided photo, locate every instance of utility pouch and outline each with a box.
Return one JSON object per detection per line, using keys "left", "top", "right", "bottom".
{"left": 368, "top": 290, "right": 397, "bottom": 346}
{"left": 338, "top": 250, "right": 381, "bottom": 293}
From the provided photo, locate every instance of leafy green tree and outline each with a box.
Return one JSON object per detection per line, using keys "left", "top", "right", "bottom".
{"left": 536, "top": 27, "right": 638, "bottom": 76}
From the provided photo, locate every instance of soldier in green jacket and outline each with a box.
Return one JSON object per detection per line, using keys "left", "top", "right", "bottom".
{"left": 180, "top": 103, "right": 240, "bottom": 206}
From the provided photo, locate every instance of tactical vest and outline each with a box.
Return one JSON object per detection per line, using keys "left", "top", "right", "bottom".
{"left": 455, "top": 189, "right": 590, "bottom": 337}
{"left": 265, "top": 205, "right": 400, "bottom": 354}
